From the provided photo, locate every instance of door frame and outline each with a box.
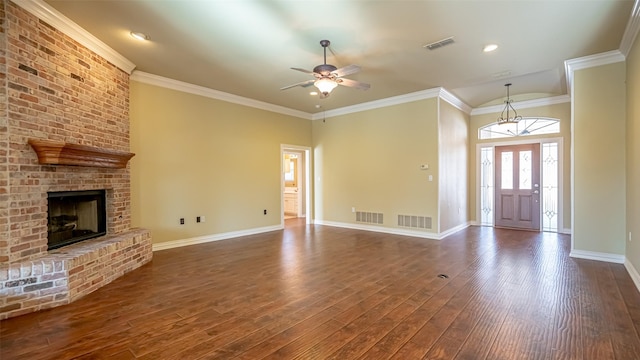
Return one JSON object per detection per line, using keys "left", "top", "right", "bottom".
{"left": 475, "top": 137, "right": 564, "bottom": 232}
{"left": 281, "top": 144, "right": 312, "bottom": 225}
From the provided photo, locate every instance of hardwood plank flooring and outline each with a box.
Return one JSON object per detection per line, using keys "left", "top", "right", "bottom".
{"left": 2, "top": 219, "right": 640, "bottom": 359}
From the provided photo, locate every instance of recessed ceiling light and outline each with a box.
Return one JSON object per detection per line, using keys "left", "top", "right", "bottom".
{"left": 310, "top": 91, "right": 318, "bottom": 96}
{"left": 483, "top": 44, "right": 498, "bottom": 52}
{"left": 130, "top": 32, "right": 149, "bottom": 41}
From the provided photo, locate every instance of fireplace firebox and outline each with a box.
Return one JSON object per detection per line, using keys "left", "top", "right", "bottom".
{"left": 47, "top": 190, "right": 107, "bottom": 250}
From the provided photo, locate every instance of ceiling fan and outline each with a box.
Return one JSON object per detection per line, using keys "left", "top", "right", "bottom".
{"left": 281, "top": 40, "right": 370, "bottom": 98}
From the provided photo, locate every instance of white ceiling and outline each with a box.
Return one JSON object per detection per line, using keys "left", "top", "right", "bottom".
{"left": 42, "top": 0, "right": 636, "bottom": 114}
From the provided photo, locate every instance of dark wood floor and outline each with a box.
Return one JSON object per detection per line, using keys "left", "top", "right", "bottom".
{"left": 2, "top": 219, "right": 640, "bottom": 359}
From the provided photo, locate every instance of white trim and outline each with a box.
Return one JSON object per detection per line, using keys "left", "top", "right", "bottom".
{"left": 560, "top": 228, "right": 572, "bottom": 235}
{"left": 624, "top": 258, "right": 640, "bottom": 293}
{"left": 476, "top": 137, "right": 564, "bottom": 232}
{"left": 313, "top": 220, "right": 470, "bottom": 240}
{"left": 439, "top": 222, "right": 472, "bottom": 239}
{"left": 311, "top": 88, "right": 442, "bottom": 120}
{"left": 471, "top": 95, "right": 570, "bottom": 116}
{"left": 436, "top": 97, "right": 441, "bottom": 234}
{"left": 131, "top": 71, "right": 312, "bottom": 120}
{"left": 438, "top": 88, "right": 472, "bottom": 114}
{"left": 570, "top": 65, "right": 576, "bottom": 261}
{"left": 569, "top": 250, "right": 625, "bottom": 264}
{"left": 152, "top": 224, "right": 283, "bottom": 251}
{"left": 280, "top": 144, "right": 313, "bottom": 226}
{"left": 13, "top": 0, "right": 136, "bottom": 74}
{"left": 564, "top": 50, "right": 625, "bottom": 95}
{"left": 620, "top": 0, "right": 640, "bottom": 57}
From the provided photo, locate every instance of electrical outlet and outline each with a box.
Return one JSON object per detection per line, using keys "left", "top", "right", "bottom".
{"left": 630, "top": 232, "right": 632, "bottom": 242}
{"left": 201, "top": 216, "right": 206, "bottom": 223}
{"left": 264, "top": 209, "right": 267, "bottom": 215}
{"left": 180, "top": 218, "right": 185, "bottom": 225}
{"left": 352, "top": 207, "right": 356, "bottom": 213}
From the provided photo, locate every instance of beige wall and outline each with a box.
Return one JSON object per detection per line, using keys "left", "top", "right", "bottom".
{"left": 573, "top": 61, "right": 626, "bottom": 255}
{"left": 627, "top": 34, "right": 640, "bottom": 268}
{"left": 438, "top": 100, "right": 469, "bottom": 232}
{"left": 312, "top": 98, "right": 439, "bottom": 231}
{"left": 469, "top": 102, "right": 572, "bottom": 230}
{"left": 130, "top": 81, "right": 311, "bottom": 244}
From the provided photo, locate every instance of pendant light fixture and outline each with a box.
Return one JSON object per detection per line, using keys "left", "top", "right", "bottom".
{"left": 497, "top": 83, "right": 522, "bottom": 125}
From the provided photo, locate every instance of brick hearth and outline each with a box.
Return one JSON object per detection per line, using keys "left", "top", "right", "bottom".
{"left": 0, "top": 1, "right": 152, "bottom": 319}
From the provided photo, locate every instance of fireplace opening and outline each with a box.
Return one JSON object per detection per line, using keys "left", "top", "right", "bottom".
{"left": 47, "top": 190, "right": 107, "bottom": 250}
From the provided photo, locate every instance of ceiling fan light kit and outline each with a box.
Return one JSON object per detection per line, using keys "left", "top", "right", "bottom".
{"left": 281, "top": 39, "right": 370, "bottom": 98}
{"left": 315, "top": 77, "right": 338, "bottom": 95}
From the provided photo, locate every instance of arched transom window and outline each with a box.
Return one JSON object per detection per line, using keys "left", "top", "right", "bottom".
{"left": 479, "top": 117, "right": 560, "bottom": 140}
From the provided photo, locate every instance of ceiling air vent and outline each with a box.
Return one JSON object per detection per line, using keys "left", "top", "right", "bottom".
{"left": 423, "top": 37, "right": 455, "bottom": 51}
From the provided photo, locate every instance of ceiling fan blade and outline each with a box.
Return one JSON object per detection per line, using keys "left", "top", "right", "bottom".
{"left": 291, "top": 67, "right": 316, "bottom": 75}
{"left": 280, "top": 79, "right": 315, "bottom": 90}
{"left": 332, "top": 64, "right": 361, "bottom": 77}
{"left": 335, "top": 77, "right": 370, "bottom": 90}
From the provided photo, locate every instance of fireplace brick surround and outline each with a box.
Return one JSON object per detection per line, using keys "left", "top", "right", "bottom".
{"left": 0, "top": 1, "right": 152, "bottom": 319}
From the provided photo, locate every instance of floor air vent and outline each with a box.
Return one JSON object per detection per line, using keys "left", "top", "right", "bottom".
{"left": 356, "top": 211, "right": 384, "bottom": 225}
{"left": 398, "top": 214, "right": 432, "bottom": 229}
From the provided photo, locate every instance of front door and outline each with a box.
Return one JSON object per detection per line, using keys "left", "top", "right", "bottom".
{"left": 494, "top": 144, "right": 541, "bottom": 230}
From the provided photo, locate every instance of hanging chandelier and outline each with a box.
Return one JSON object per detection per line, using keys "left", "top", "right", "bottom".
{"left": 497, "top": 83, "right": 522, "bottom": 125}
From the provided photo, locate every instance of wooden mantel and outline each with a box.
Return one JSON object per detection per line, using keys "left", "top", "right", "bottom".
{"left": 28, "top": 139, "right": 135, "bottom": 169}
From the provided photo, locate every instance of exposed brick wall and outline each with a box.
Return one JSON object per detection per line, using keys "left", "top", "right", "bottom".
{"left": 1, "top": 1, "right": 10, "bottom": 264}
{"left": 0, "top": 1, "right": 152, "bottom": 319}
{"left": 2, "top": 0, "right": 132, "bottom": 265}
{"left": 0, "top": 229, "right": 152, "bottom": 319}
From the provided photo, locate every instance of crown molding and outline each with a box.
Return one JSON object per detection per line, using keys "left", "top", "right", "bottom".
{"left": 564, "top": 50, "right": 625, "bottom": 94}
{"left": 13, "top": 0, "right": 136, "bottom": 74}
{"left": 620, "top": 0, "right": 640, "bottom": 56}
{"left": 438, "top": 88, "right": 472, "bottom": 114}
{"left": 470, "top": 95, "right": 571, "bottom": 116}
{"left": 131, "top": 71, "right": 313, "bottom": 120}
{"left": 134, "top": 69, "right": 564, "bottom": 121}
{"left": 311, "top": 88, "right": 442, "bottom": 120}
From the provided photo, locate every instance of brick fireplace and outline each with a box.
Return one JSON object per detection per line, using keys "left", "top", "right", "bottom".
{"left": 0, "top": 1, "right": 152, "bottom": 319}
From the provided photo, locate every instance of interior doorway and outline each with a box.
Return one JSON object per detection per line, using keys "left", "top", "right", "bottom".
{"left": 281, "top": 145, "right": 311, "bottom": 226}
{"left": 494, "top": 143, "right": 541, "bottom": 230}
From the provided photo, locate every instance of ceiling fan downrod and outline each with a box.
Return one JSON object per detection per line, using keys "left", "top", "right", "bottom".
{"left": 320, "top": 40, "right": 330, "bottom": 65}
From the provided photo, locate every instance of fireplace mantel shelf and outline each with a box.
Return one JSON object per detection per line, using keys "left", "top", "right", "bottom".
{"left": 28, "top": 139, "right": 135, "bottom": 169}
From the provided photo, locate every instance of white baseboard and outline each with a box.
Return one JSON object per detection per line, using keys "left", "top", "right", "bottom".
{"left": 313, "top": 220, "right": 469, "bottom": 240}
{"left": 439, "top": 222, "right": 472, "bottom": 238}
{"left": 152, "top": 224, "right": 283, "bottom": 251}
{"left": 569, "top": 249, "right": 625, "bottom": 264}
{"left": 561, "top": 228, "right": 572, "bottom": 235}
{"left": 625, "top": 258, "right": 640, "bottom": 293}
